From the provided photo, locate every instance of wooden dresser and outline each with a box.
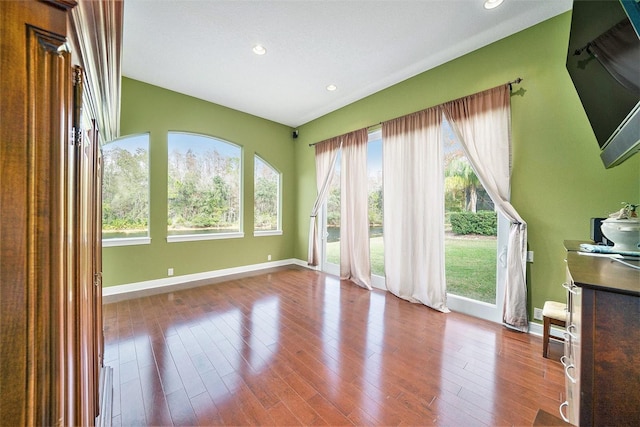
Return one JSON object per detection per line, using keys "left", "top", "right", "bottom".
{"left": 561, "top": 241, "right": 640, "bottom": 426}
{"left": 0, "top": 1, "right": 109, "bottom": 425}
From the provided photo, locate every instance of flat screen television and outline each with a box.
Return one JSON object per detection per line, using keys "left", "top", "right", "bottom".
{"left": 566, "top": 0, "right": 640, "bottom": 168}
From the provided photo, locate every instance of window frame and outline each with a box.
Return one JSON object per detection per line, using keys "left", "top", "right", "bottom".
{"left": 166, "top": 131, "right": 244, "bottom": 243}
{"left": 101, "top": 132, "right": 151, "bottom": 248}
{"left": 253, "top": 154, "right": 283, "bottom": 237}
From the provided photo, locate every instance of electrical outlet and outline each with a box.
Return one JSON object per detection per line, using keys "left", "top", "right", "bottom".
{"left": 534, "top": 307, "right": 543, "bottom": 321}
{"left": 168, "top": 268, "right": 174, "bottom": 276}
{"left": 267, "top": 254, "right": 271, "bottom": 261}
{"left": 526, "top": 251, "right": 534, "bottom": 263}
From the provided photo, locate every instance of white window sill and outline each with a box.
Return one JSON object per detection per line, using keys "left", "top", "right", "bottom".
{"left": 253, "top": 230, "right": 283, "bottom": 237}
{"left": 102, "top": 237, "right": 151, "bottom": 247}
{"left": 167, "top": 232, "right": 244, "bottom": 243}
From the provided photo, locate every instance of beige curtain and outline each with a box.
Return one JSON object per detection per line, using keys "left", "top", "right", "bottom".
{"left": 308, "top": 138, "right": 341, "bottom": 266}
{"left": 443, "top": 85, "right": 528, "bottom": 331}
{"left": 340, "top": 129, "right": 372, "bottom": 289}
{"left": 70, "top": 0, "right": 124, "bottom": 145}
{"left": 382, "top": 108, "right": 448, "bottom": 312}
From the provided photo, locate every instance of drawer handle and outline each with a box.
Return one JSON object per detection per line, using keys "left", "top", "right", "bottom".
{"left": 562, "top": 331, "right": 577, "bottom": 343}
{"left": 562, "top": 282, "right": 579, "bottom": 294}
{"left": 565, "top": 363, "right": 577, "bottom": 384}
{"left": 559, "top": 401, "right": 570, "bottom": 423}
{"left": 560, "top": 355, "right": 568, "bottom": 367}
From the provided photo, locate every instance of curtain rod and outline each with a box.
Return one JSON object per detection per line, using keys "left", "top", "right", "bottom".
{"left": 308, "top": 77, "right": 523, "bottom": 147}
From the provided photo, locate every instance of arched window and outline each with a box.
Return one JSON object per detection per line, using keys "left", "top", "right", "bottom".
{"left": 254, "top": 155, "right": 282, "bottom": 235}
{"left": 167, "top": 132, "right": 242, "bottom": 241}
{"left": 102, "top": 133, "right": 150, "bottom": 246}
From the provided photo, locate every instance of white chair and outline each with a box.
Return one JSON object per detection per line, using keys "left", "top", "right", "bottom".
{"left": 542, "top": 300, "right": 567, "bottom": 358}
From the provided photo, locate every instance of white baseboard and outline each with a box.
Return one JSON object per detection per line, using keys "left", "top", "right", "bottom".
{"left": 103, "top": 258, "right": 313, "bottom": 302}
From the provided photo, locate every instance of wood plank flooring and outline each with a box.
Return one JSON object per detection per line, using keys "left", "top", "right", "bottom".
{"left": 104, "top": 267, "right": 565, "bottom": 426}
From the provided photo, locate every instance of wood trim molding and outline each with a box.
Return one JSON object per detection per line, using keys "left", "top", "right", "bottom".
{"left": 40, "top": 0, "right": 77, "bottom": 12}
{"left": 26, "top": 23, "right": 73, "bottom": 426}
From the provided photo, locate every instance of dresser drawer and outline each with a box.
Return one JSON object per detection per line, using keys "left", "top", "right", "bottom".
{"left": 560, "top": 267, "right": 581, "bottom": 426}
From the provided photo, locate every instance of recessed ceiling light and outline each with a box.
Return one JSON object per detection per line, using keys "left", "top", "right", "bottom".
{"left": 483, "top": 0, "right": 504, "bottom": 10}
{"left": 326, "top": 84, "right": 337, "bottom": 91}
{"left": 252, "top": 44, "right": 267, "bottom": 55}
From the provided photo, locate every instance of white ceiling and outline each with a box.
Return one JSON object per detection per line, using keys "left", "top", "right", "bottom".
{"left": 123, "top": 0, "right": 572, "bottom": 128}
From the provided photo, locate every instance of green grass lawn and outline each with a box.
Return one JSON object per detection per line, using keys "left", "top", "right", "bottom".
{"left": 326, "top": 235, "right": 496, "bottom": 303}
{"left": 327, "top": 237, "right": 385, "bottom": 275}
{"left": 445, "top": 237, "right": 496, "bottom": 303}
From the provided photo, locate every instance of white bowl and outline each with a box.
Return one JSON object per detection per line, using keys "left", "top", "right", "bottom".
{"left": 601, "top": 218, "right": 640, "bottom": 252}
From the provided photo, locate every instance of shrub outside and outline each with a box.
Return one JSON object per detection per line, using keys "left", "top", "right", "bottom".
{"left": 450, "top": 210, "right": 497, "bottom": 236}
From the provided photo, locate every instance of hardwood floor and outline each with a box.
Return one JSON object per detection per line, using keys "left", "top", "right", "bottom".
{"left": 104, "top": 267, "right": 565, "bottom": 426}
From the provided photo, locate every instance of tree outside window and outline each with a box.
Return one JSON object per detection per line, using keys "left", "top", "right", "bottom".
{"left": 254, "top": 155, "right": 281, "bottom": 233}
{"left": 167, "top": 132, "right": 241, "bottom": 237}
{"left": 102, "top": 133, "right": 150, "bottom": 243}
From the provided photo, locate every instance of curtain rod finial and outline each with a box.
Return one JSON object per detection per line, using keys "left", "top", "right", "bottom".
{"left": 508, "top": 77, "right": 523, "bottom": 91}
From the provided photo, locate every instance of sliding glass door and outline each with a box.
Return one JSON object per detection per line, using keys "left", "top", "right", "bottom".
{"left": 442, "top": 117, "right": 507, "bottom": 322}
{"left": 321, "top": 150, "right": 341, "bottom": 277}
{"left": 367, "top": 130, "right": 385, "bottom": 288}
{"left": 321, "top": 130, "right": 385, "bottom": 288}
{"left": 320, "top": 121, "right": 507, "bottom": 323}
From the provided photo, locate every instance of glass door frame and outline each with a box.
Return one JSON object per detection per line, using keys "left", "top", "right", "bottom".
{"left": 319, "top": 201, "right": 386, "bottom": 290}
{"left": 446, "top": 211, "right": 509, "bottom": 323}
{"left": 321, "top": 184, "right": 508, "bottom": 323}
{"left": 320, "top": 203, "right": 341, "bottom": 277}
{"left": 319, "top": 129, "right": 386, "bottom": 289}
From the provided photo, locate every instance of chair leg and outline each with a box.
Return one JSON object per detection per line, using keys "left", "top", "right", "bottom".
{"left": 542, "top": 316, "right": 551, "bottom": 358}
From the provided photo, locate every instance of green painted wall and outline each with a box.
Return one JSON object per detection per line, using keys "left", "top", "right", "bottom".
{"left": 102, "top": 78, "right": 296, "bottom": 286}
{"left": 108, "top": 13, "right": 639, "bottom": 326}
{"left": 292, "top": 12, "right": 640, "bottom": 320}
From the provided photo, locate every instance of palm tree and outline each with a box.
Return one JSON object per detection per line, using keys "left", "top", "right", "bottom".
{"left": 445, "top": 157, "right": 481, "bottom": 213}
